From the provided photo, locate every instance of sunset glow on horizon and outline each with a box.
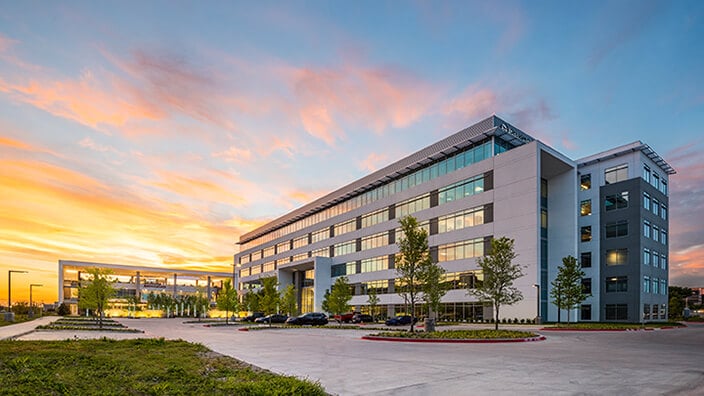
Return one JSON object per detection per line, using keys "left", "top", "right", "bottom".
{"left": 1, "top": 1, "right": 703, "bottom": 304}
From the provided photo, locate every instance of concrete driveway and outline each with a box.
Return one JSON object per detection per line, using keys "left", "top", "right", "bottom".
{"left": 114, "top": 318, "right": 704, "bottom": 395}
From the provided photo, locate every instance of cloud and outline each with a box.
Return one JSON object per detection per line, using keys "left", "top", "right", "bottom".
{"left": 78, "top": 136, "right": 119, "bottom": 154}
{"left": 666, "top": 142, "right": 704, "bottom": 286}
{"left": 290, "top": 62, "right": 440, "bottom": 145}
{"left": 212, "top": 146, "right": 253, "bottom": 163}
{"left": 0, "top": 34, "right": 18, "bottom": 53}
{"left": 442, "top": 88, "right": 498, "bottom": 119}
{"left": 359, "top": 152, "right": 389, "bottom": 173}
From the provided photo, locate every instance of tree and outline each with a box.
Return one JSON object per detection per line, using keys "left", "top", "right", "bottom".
{"left": 57, "top": 302, "right": 70, "bottom": 316}
{"left": 550, "top": 255, "right": 588, "bottom": 324}
{"left": 469, "top": 237, "right": 525, "bottom": 330}
{"left": 668, "top": 286, "right": 693, "bottom": 320}
{"left": 78, "top": 267, "right": 116, "bottom": 329}
{"left": 396, "top": 215, "right": 432, "bottom": 332}
{"left": 367, "top": 287, "right": 380, "bottom": 322}
{"left": 216, "top": 279, "right": 238, "bottom": 324}
{"left": 242, "top": 290, "right": 260, "bottom": 313}
{"left": 325, "top": 276, "right": 352, "bottom": 325}
{"left": 259, "top": 277, "right": 280, "bottom": 315}
{"left": 281, "top": 284, "right": 298, "bottom": 317}
{"left": 321, "top": 289, "right": 331, "bottom": 314}
{"left": 421, "top": 260, "right": 447, "bottom": 329}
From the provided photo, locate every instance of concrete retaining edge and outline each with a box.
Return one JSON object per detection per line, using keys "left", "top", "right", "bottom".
{"left": 361, "top": 335, "right": 546, "bottom": 343}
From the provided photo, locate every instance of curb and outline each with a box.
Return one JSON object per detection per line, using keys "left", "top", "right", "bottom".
{"left": 540, "top": 326, "right": 684, "bottom": 332}
{"left": 238, "top": 328, "right": 249, "bottom": 332}
{"left": 361, "top": 335, "right": 546, "bottom": 343}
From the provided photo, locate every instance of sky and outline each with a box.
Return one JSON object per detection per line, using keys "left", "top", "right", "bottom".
{"left": 1, "top": 0, "right": 703, "bottom": 304}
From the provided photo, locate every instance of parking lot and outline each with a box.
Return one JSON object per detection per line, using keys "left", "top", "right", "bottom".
{"left": 103, "top": 319, "right": 704, "bottom": 395}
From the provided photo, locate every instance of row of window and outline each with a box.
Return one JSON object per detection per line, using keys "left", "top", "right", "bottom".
{"left": 644, "top": 221, "right": 668, "bottom": 245}
{"left": 240, "top": 173, "right": 490, "bottom": 265}
{"left": 643, "top": 164, "right": 668, "bottom": 195}
{"left": 643, "top": 276, "right": 667, "bottom": 295}
{"left": 580, "top": 248, "right": 668, "bottom": 269}
{"left": 345, "top": 270, "right": 485, "bottom": 296}
{"left": 240, "top": 140, "right": 494, "bottom": 250}
{"left": 643, "top": 304, "right": 667, "bottom": 320}
{"left": 580, "top": 191, "right": 629, "bottom": 217}
{"left": 643, "top": 193, "right": 667, "bottom": 219}
{"left": 582, "top": 303, "right": 667, "bottom": 322}
{"left": 644, "top": 248, "right": 667, "bottom": 269}
{"left": 437, "top": 238, "right": 485, "bottom": 262}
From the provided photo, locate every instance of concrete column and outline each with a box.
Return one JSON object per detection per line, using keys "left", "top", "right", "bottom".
{"left": 173, "top": 274, "right": 177, "bottom": 297}
{"left": 206, "top": 276, "right": 212, "bottom": 302}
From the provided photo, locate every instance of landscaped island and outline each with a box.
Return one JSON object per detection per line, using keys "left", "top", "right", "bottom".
{"left": 0, "top": 338, "right": 326, "bottom": 395}
{"left": 364, "top": 329, "right": 543, "bottom": 342}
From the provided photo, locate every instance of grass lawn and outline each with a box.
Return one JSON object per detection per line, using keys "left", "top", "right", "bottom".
{"left": 371, "top": 329, "right": 538, "bottom": 339}
{"left": 0, "top": 314, "right": 39, "bottom": 327}
{"left": 0, "top": 338, "right": 326, "bottom": 395}
{"left": 36, "top": 317, "right": 142, "bottom": 332}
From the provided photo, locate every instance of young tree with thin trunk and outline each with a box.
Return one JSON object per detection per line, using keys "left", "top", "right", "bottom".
{"left": 259, "top": 277, "right": 280, "bottom": 315}
{"left": 78, "top": 268, "right": 116, "bottom": 329}
{"left": 281, "top": 284, "right": 298, "bottom": 317}
{"left": 469, "top": 237, "right": 525, "bottom": 330}
{"left": 550, "top": 255, "right": 588, "bottom": 324}
{"left": 216, "top": 279, "right": 238, "bottom": 325}
{"left": 325, "top": 276, "right": 352, "bottom": 326}
{"left": 396, "top": 215, "right": 431, "bottom": 333}
{"left": 367, "top": 287, "right": 380, "bottom": 322}
{"left": 421, "top": 261, "right": 447, "bottom": 331}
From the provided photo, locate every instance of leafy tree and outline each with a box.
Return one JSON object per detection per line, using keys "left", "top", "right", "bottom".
{"left": 550, "top": 255, "right": 588, "bottom": 324}
{"left": 259, "top": 277, "right": 280, "bottom": 315}
{"left": 57, "top": 302, "right": 70, "bottom": 316}
{"left": 321, "top": 289, "right": 331, "bottom": 314}
{"left": 469, "top": 237, "right": 525, "bottom": 330}
{"left": 326, "top": 276, "right": 352, "bottom": 325}
{"left": 281, "top": 284, "right": 298, "bottom": 317}
{"left": 396, "top": 215, "right": 432, "bottom": 332}
{"left": 78, "top": 268, "right": 116, "bottom": 329}
{"left": 421, "top": 258, "right": 447, "bottom": 327}
{"left": 668, "top": 286, "right": 693, "bottom": 320}
{"left": 242, "top": 290, "right": 260, "bottom": 313}
{"left": 367, "top": 287, "right": 380, "bottom": 322}
{"left": 216, "top": 279, "right": 238, "bottom": 324}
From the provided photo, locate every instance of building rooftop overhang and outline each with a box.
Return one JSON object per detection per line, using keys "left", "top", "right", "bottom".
{"left": 59, "top": 260, "right": 233, "bottom": 278}
{"left": 576, "top": 141, "right": 676, "bottom": 175}
{"left": 239, "top": 115, "right": 534, "bottom": 245}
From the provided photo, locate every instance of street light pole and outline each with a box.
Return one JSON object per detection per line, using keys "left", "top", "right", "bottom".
{"left": 8, "top": 270, "right": 28, "bottom": 312}
{"left": 30, "top": 284, "right": 43, "bottom": 318}
{"left": 533, "top": 284, "right": 541, "bottom": 324}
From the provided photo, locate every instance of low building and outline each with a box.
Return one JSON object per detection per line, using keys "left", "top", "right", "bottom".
{"left": 58, "top": 260, "right": 232, "bottom": 316}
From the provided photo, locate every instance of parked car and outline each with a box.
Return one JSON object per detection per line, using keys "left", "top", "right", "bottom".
{"left": 254, "top": 313, "right": 289, "bottom": 324}
{"left": 285, "top": 312, "right": 329, "bottom": 326}
{"left": 240, "top": 312, "right": 265, "bottom": 322}
{"left": 385, "top": 315, "right": 418, "bottom": 326}
{"left": 333, "top": 312, "right": 357, "bottom": 323}
{"left": 352, "top": 313, "right": 374, "bottom": 324}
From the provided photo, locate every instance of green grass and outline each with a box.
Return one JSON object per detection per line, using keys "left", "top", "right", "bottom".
{"left": 545, "top": 322, "right": 684, "bottom": 329}
{"left": 0, "top": 338, "right": 326, "bottom": 395}
{"left": 371, "top": 329, "right": 538, "bottom": 339}
{"left": 36, "top": 318, "right": 143, "bottom": 332}
{"left": 0, "top": 314, "right": 36, "bottom": 327}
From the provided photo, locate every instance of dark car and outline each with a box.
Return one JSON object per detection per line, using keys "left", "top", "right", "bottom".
{"left": 254, "top": 314, "right": 288, "bottom": 324}
{"left": 240, "top": 312, "right": 265, "bottom": 322}
{"left": 385, "top": 315, "right": 418, "bottom": 326}
{"left": 285, "top": 312, "right": 328, "bottom": 326}
{"left": 351, "top": 313, "right": 374, "bottom": 324}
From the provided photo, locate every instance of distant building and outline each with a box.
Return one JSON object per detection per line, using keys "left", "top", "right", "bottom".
{"left": 234, "top": 115, "right": 674, "bottom": 322}
{"left": 58, "top": 260, "right": 232, "bottom": 315}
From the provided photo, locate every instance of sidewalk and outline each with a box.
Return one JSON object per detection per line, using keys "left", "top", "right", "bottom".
{"left": 0, "top": 316, "right": 56, "bottom": 340}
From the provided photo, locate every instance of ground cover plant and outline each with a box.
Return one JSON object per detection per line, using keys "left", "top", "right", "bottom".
{"left": 36, "top": 317, "right": 142, "bottom": 332}
{"left": 545, "top": 322, "right": 684, "bottom": 330}
{"left": 0, "top": 314, "right": 35, "bottom": 327}
{"left": 371, "top": 329, "right": 538, "bottom": 339}
{"left": 0, "top": 338, "right": 326, "bottom": 395}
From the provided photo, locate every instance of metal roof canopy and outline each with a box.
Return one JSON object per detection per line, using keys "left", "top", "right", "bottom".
{"left": 577, "top": 143, "right": 676, "bottom": 176}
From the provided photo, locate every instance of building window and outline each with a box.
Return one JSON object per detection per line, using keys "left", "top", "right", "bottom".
{"left": 661, "top": 180, "right": 668, "bottom": 196}
{"left": 438, "top": 205, "right": 486, "bottom": 233}
{"left": 581, "top": 304, "right": 592, "bottom": 321}
{"left": 580, "top": 200, "right": 592, "bottom": 216}
{"left": 661, "top": 205, "right": 667, "bottom": 220}
{"left": 661, "top": 255, "right": 667, "bottom": 270}
{"left": 276, "top": 241, "right": 291, "bottom": 254}
{"left": 334, "top": 219, "right": 356, "bottom": 236}
{"left": 652, "top": 173, "right": 660, "bottom": 190}
{"left": 580, "top": 174, "right": 591, "bottom": 190}
{"left": 644, "top": 220, "right": 651, "bottom": 238}
{"left": 581, "top": 226, "right": 592, "bottom": 242}
{"left": 582, "top": 278, "right": 592, "bottom": 294}
{"left": 652, "top": 278, "right": 659, "bottom": 295}
{"left": 361, "top": 208, "right": 389, "bottom": 228}
{"left": 643, "top": 276, "right": 650, "bottom": 293}
{"left": 311, "top": 246, "right": 330, "bottom": 258}
{"left": 263, "top": 261, "right": 275, "bottom": 273}
{"left": 652, "top": 225, "right": 659, "bottom": 242}
{"left": 605, "top": 192, "right": 629, "bottom": 211}
{"left": 660, "top": 279, "right": 667, "bottom": 295}
{"left": 652, "top": 251, "right": 659, "bottom": 269}
{"left": 644, "top": 304, "right": 651, "bottom": 320}
{"left": 643, "top": 193, "right": 651, "bottom": 211}
{"left": 605, "top": 164, "right": 628, "bottom": 184}
{"left": 606, "top": 276, "right": 628, "bottom": 293}
{"left": 293, "top": 235, "right": 308, "bottom": 249}
{"left": 361, "top": 232, "right": 389, "bottom": 251}
{"left": 361, "top": 256, "right": 389, "bottom": 273}
{"left": 606, "top": 249, "right": 628, "bottom": 266}
{"left": 437, "top": 238, "right": 485, "bottom": 262}
{"left": 334, "top": 240, "right": 357, "bottom": 256}
{"left": 652, "top": 199, "right": 660, "bottom": 216}
{"left": 661, "top": 229, "right": 667, "bottom": 245}
{"left": 643, "top": 248, "right": 650, "bottom": 266}
{"left": 643, "top": 165, "right": 651, "bottom": 183}
{"left": 292, "top": 252, "right": 308, "bottom": 262}
{"left": 580, "top": 252, "right": 592, "bottom": 268}
{"left": 605, "top": 304, "right": 628, "bottom": 320}
{"left": 311, "top": 228, "right": 330, "bottom": 243}
{"left": 605, "top": 220, "right": 628, "bottom": 238}
{"left": 263, "top": 246, "right": 275, "bottom": 258}
{"left": 438, "top": 174, "right": 486, "bottom": 205}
